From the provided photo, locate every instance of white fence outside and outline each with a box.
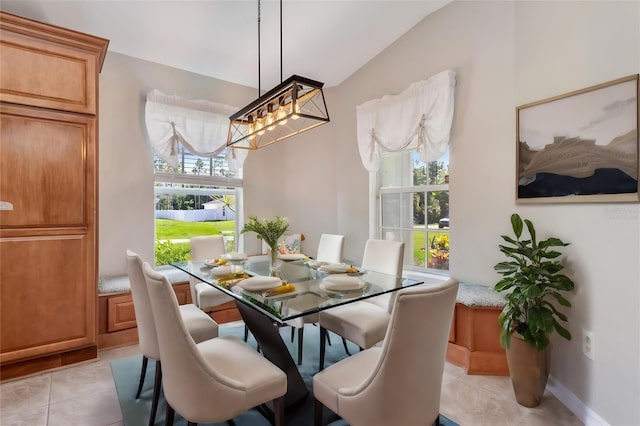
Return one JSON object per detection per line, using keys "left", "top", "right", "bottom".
{"left": 155, "top": 208, "right": 235, "bottom": 222}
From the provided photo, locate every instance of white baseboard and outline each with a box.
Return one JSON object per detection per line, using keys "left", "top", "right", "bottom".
{"left": 548, "top": 376, "right": 609, "bottom": 426}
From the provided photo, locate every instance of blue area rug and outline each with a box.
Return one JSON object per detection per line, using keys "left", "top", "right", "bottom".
{"left": 111, "top": 324, "right": 458, "bottom": 426}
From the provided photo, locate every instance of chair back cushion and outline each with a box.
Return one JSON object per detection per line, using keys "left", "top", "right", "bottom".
{"left": 190, "top": 235, "right": 226, "bottom": 261}
{"left": 316, "top": 234, "right": 345, "bottom": 264}
{"left": 361, "top": 239, "right": 404, "bottom": 277}
{"left": 188, "top": 235, "right": 227, "bottom": 305}
{"left": 338, "top": 278, "right": 459, "bottom": 426}
{"left": 126, "top": 250, "right": 160, "bottom": 359}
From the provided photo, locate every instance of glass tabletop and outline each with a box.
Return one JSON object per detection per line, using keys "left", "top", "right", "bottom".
{"left": 172, "top": 258, "right": 429, "bottom": 324}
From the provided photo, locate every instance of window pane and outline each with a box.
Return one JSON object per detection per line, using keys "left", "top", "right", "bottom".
{"left": 403, "top": 229, "right": 427, "bottom": 268}
{"left": 408, "top": 191, "right": 426, "bottom": 227}
{"left": 426, "top": 191, "right": 449, "bottom": 227}
{"left": 381, "top": 193, "right": 400, "bottom": 228}
{"left": 427, "top": 230, "right": 449, "bottom": 270}
{"left": 381, "top": 151, "right": 414, "bottom": 187}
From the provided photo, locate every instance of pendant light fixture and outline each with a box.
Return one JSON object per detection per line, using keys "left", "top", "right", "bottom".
{"left": 227, "top": 0, "right": 330, "bottom": 150}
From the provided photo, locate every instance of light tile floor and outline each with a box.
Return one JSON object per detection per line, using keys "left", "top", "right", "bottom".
{"left": 1, "top": 343, "right": 582, "bottom": 426}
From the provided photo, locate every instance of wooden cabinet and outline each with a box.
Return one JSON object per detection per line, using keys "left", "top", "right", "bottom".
{"left": 0, "top": 12, "right": 108, "bottom": 380}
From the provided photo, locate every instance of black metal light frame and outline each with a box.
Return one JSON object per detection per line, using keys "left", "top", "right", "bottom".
{"left": 226, "top": 1, "right": 330, "bottom": 150}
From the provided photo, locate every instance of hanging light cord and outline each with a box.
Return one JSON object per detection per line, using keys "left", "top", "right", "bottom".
{"left": 280, "top": 0, "right": 283, "bottom": 83}
{"left": 257, "top": 0, "right": 261, "bottom": 95}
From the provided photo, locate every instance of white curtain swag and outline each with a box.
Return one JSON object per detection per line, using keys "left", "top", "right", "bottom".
{"left": 356, "top": 70, "right": 456, "bottom": 172}
{"left": 144, "top": 90, "right": 247, "bottom": 171}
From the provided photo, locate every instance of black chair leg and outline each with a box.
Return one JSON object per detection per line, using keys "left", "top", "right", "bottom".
{"left": 243, "top": 325, "right": 249, "bottom": 342}
{"left": 165, "top": 402, "right": 174, "bottom": 426}
{"left": 136, "top": 356, "right": 149, "bottom": 399}
{"left": 326, "top": 331, "right": 332, "bottom": 346}
{"left": 314, "top": 398, "right": 324, "bottom": 426}
{"left": 149, "top": 360, "right": 162, "bottom": 426}
{"left": 319, "top": 327, "right": 327, "bottom": 371}
{"left": 341, "top": 337, "right": 351, "bottom": 356}
{"left": 297, "top": 327, "right": 304, "bottom": 365}
{"left": 273, "top": 395, "right": 285, "bottom": 426}
{"left": 290, "top": 326, "right": 295, "bottom": 343}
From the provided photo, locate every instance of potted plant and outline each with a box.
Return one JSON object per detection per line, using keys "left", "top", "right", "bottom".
{"left": 241, "top": 216, "right": 289, "bottom": 276}
{"left": 493, "top": 213, "right": 575, "bottom": 407}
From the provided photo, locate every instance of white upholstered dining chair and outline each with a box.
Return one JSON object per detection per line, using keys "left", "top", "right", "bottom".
{"left": 189, "top": 235, "right": 233, "bottom": 309}
{"left": 285, "top": 233, "right": 345, "bottom": 364}
{"left": 142, "top": 262, "right": 287, "bottom": 426}
{"left": 318, "top": 239, "right": 404, "bottom": 370}
{"left": 316, "top": 233, "right": 345, "bottom": 264}
{"left": 126, "top": 250, "right": 219, "bottom": 426}
{"left": 313, "top": 278, "right": 459, "bottom": 426}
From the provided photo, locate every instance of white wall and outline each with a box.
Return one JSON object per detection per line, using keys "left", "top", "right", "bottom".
{"left": 92, "top": 1, "right": 640, "bottom": 424}
{"left": 98, "top": 52, "right": 254, "bottom": 276}
{"left": 245, "top": 1, "right": 640, "bottom": 424}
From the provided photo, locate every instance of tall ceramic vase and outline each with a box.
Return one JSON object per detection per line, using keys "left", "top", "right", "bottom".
{"left": 505, "top": 334, "right": 550, "bottom": 408}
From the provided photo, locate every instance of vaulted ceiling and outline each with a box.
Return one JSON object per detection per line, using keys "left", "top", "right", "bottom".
{"left": 1, "top": 1, "right": 451, "bottom": 89}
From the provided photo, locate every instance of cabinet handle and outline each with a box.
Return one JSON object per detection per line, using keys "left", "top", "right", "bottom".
{"left": 0, "top": 201, "right": 14, "bottom": 211}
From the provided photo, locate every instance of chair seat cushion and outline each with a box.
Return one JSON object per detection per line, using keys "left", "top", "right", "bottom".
{"left": 313, "top": 347, "right": 382, "bottom": 412}
{"left": 178, "top": 304, "right": 219, "bottom": 343}
{"left": 319, "top": 302, "right": 390, "bottom": 349}
{"left": 196, "top": 335, "right": 287, "bottom": 408}
{"left": 195, "top": 282, "right": 234, "bottom": 308}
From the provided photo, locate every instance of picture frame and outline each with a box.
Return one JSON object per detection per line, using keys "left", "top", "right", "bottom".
{"left": 516, "top": 74, "right": 639, "bottom": 203}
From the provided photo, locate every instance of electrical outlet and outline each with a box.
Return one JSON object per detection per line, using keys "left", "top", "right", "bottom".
{"left": 582, "top": 330, "right": 595, "bottom": 360}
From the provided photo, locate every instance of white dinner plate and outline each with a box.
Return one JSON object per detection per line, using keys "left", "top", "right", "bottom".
{"left": 306, "top": 260, "right": 327, "bottom": 269}
{"left": 221, "top": 252, "right": 248, "bottom": 261}
{"left": 321, "top": 275, "right": 365, "bottom": 291}
{"left": 210, "top": 266, "right": 233, "bottom": 277}
{"left": 237, "top": 276, "right": 283, "bottom": 292}
{"left": 319, "top": 263, "right": 350, "bottom": 273}
{"left": 278, "top": 253, "right": 306, "bottom": 261}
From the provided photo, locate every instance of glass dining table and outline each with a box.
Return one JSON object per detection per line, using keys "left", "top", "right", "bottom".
{"left": 172, "top": 257, "right": 426, "bottom": 409}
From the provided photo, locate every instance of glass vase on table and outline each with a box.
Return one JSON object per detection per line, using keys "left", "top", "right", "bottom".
{"left": 269, "top": 245, "right": 280, "bottom": 277}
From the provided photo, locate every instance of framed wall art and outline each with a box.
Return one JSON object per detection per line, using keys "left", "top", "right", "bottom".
{"left": 516, "top": 74, "right": 639, "bottom": 203}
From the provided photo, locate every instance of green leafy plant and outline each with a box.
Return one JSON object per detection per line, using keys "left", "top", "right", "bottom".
{"left": 493, "top": 213, "right": 575, "bottom": 351}
{"left": 154, "top": 240, "right": 190, "bottom": 266}
{"left": 241, "top": 216, "right": 290, "bottom": 253}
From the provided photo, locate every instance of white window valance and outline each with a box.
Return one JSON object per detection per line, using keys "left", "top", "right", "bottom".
{"left": 356, "top": 69, "right": 456, "bottom": 172}
{"left": 144, "top": 89, "right": 248, "bottom": 171}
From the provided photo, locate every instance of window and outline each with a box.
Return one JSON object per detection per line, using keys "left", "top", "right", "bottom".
{"left": 153, "top": 146, "right": 243, "bottom": 266}
{"left": 377, "top": 147, "right": 449, "bottom": 273}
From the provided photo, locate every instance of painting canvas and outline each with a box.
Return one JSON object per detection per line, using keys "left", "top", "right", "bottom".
{"left": 517, "top": 74, "right": 639, "bottom": 203}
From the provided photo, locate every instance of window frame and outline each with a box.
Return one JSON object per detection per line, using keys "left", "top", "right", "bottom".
{"left": 153, "top": 147, "right": 244, "bottom": 264}
{"left": 371, "top": 148, "right": 450, "bottom": 275}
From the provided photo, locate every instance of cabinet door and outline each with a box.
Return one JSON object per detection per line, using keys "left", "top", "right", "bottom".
{"left": 0, "top": 15, "right": 105, "bottom": 114}
{"left": 0, "top": 104, "right": 95, "bottom": 228}
{"left": 0, "top": 104, "right": 96, "bottom": 364}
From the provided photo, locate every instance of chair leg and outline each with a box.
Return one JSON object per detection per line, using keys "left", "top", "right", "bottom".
{"left": 341, "top": 337, "right": 351, "bottom": 356}
{"left": 243, "top": 325, "right": 249, "bottom": 342}
{"left": 149, "top": 360, "right": 162, "bottom": 426}
{"left": 290, "top": 326, "right": 295, "bottom": 343}
{"left": 319, "top": 327, "right": 327, "bottom": 371}
{"left": 314, "top": 398, "right": 324, "bottom": 426}
{"left": 135, "top": 356, "right": 149, "bottom": 399}
{"left": 165, "top": 402, "right": 175, "bottom": 426}
{"left": 272, "top": 395, "right": 285, "bottom": 426}
{"left": 297, "top": 327, "right": 304, "bottom": 365}
{"left": 326, "top": 331, "right": 332, "bottom": 346}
